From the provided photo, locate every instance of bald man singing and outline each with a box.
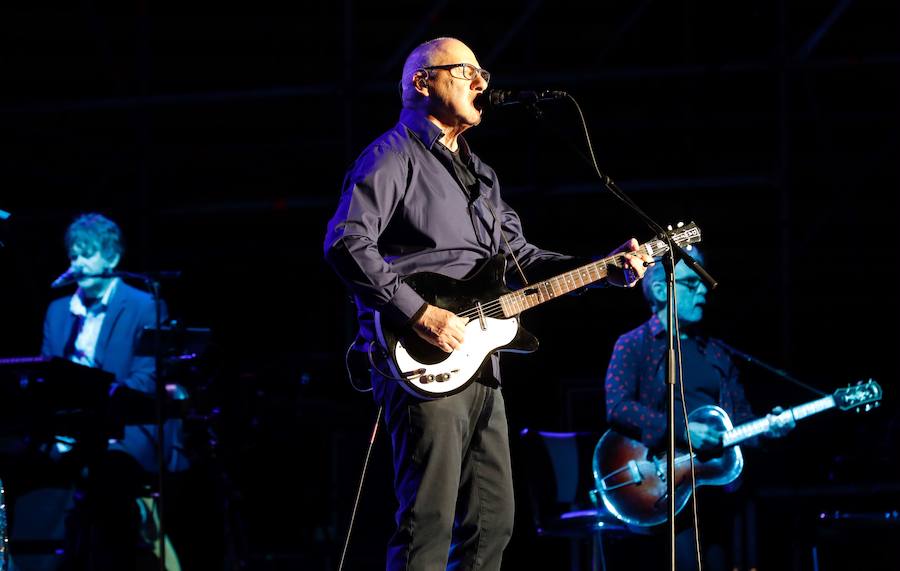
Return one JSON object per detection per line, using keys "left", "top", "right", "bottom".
{"left": 325, "top": 37, "right": 650, "bottom": 570}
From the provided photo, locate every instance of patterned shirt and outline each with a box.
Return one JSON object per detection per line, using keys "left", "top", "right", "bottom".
{"left": 604, "top": 314, "right": 754, "bottom": 450}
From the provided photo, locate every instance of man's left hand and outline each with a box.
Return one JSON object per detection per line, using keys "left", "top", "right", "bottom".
{"left": 765, "top": 406, "right": 796, "bottom": 438}
{"left": 606, "top": 238, "right": 653, "bottom": 288}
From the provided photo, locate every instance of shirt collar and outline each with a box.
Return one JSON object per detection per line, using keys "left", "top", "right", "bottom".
{"left": 399, "top": 108, "right": 494, "bottom": 188}
{"left": 69, "top": 278, "right": 119, "bottom": 318}
{"left": 649, "top": 313, "right": 709, "bottom": 351}
{"left": 399, "top": 108, "right": 445, "bottom": 150}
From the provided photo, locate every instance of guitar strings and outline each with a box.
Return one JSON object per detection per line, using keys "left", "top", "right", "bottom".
{"left": 456, "top": 259, "right": 617, "bottom": 319}
{"left": 453, "top": 249, "right": 642, "bottom": 320}
{"left": 451, "top": 233, "right": 697, "bottom": 320}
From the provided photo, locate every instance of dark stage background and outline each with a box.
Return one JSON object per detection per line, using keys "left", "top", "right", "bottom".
{"left": 1, "top": 2, "right": 898, "bottom": 570}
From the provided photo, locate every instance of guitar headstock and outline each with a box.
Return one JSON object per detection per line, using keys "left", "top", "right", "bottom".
{"left": 833, "top": 379, "right": 883, "bottom": 412}
{"left": 644, "top": 222, "right": 702, "bottom": 258}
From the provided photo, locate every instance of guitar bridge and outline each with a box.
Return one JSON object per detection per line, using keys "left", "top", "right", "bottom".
{"left": 599, "top": 460, "right": 643, "bottom": 491}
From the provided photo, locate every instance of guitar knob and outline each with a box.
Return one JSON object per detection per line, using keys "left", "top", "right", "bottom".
{"left": 436, "top": 373, "right": 451, "bottom": 382}
{"left": 419, "top": 374, "right": 435, "bottom": 384}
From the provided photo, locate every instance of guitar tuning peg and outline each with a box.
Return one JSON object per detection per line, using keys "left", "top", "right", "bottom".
{"left": 667, "top": 225, "right": 673, "bottom": 231}
{"left": 677, "top": 221, "right": 684, "bottom": 228}
{"left": 686, "top": 245, "right": 693, "bottom": 251}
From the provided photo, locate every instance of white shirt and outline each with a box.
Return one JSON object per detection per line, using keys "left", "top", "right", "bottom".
{"left": 68, "top": 278, "right": 119, "bottom": 368}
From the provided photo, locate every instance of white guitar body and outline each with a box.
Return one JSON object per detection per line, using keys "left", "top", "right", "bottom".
{"left": 377, "top": 312, "right": 524, "bottom": 398}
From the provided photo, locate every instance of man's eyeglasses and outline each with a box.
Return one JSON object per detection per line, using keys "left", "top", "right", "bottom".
{"left": 675, "top": 278, "right": 704, "bottom": 292}
{"left": 69, "top": 243, "right": 98, "bottom": 260}
{"left": 419, "top": 63, "right": 490, "bottom": 84}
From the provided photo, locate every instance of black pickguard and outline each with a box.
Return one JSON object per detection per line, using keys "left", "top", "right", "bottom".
{"left": 379, "top": 254, "right": 539, "bottom": 379}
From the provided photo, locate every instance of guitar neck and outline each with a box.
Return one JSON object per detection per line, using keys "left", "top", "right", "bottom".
{"left": 721, "top": 395, "right": 836, "bottom": 447}
{"left": 499, "top": 246, "right": 653, "bottom": 317}
{"left": 495, "top": 223, "right": 701, "bottom": 317}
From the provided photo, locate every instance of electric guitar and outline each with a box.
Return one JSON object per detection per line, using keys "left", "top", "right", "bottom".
{"left": 374, "top": 222, "right": 702, "bottom": 399}
{"left": 592, "top": 380, "right": 883, "bottom": 527}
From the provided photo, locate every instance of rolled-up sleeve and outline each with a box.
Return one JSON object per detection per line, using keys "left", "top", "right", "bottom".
{"left": 324, "top": 146, "right": 427, "bottom": 323}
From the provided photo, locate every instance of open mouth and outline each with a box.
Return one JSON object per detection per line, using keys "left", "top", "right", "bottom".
{"left": 473, "top": 92, "right": 487, "bottom": 111}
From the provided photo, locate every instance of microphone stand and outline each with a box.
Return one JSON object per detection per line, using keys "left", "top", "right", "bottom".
{"left": 52, "top": 266, "right": 182, "bottom": 569}
{"left": 711, "top": 340, "right": 827, "bottom": 397}
{"left": 148, "top": 274, "right": 167, "bottom": 571}
{"left": 515, "top": 96, "right": 718, "bottom": 571}
{"left": 103, "top": 270, "right": 178, "bottom": 571}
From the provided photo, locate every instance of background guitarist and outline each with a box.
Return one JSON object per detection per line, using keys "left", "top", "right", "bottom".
{"left": 603, "top": 246, "right": 794, "bottom": 570}
{"left": 324, "top": 37, "right": 651, "bottom": 571}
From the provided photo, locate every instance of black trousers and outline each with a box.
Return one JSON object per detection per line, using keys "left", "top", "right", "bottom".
{"left": 374, "top": 376, "right": 515, "bottom": 571}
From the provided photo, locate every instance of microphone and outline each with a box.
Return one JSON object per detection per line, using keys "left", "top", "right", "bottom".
{"left": 50, "top": 267, "right": 84, "bottom": 288}
{"left": 475, "top": 89, "right": 568, "bottom": 110}
{"left": 50, "top": 268, "right": 181, "bottom": 289}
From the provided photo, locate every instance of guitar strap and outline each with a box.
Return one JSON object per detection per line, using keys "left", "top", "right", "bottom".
{"left": 481, "top": 199, "right": 530, "bottom": 287}
{"left": 439, "top": 140, "right": 530, "bottom": 287}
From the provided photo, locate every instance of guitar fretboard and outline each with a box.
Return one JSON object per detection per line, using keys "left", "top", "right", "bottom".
{"left": 457, "top": 223, "right": 699, "bottom": 321}
{"left": 498, "top": 245, "right": 658, "bottom": 317}
{"left": 721, "top": 395, "right": 835, "bottom": 447}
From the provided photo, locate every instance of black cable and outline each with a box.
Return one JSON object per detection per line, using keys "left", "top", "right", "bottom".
{"left": 337, "top": 405, "right": 383, "bottom": 571}
{"left": 524, "top": 94, "right": 667, "bottom": 238}
{"left": 344, "top": 338, "right": 373, "bottom": 392}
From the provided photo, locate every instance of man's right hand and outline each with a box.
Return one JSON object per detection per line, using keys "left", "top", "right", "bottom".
{"left": 686, "top": 421, "right": 724, "bottom": 451}
{"left": 412, "top": 304, "right": 469, "bottom": 353}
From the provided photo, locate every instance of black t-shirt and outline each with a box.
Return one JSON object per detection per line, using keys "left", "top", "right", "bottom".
{"left": 434, "top": 142, "right": 495, "bottom": 382}
{"left": 436, "top": 141, "right": 480, "bottom": 198}
{"left": 674, "top": 335, "right": 722, "bottom": 438}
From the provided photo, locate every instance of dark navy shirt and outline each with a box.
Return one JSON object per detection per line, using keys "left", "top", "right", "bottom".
{"left": 324, "top": 108, "right": 581, "bottom": 345}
